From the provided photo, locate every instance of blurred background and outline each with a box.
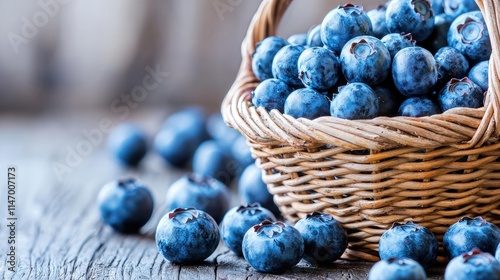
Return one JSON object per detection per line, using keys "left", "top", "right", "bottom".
{"left": 0, "top": 0, "right": 381, "bottom": 114}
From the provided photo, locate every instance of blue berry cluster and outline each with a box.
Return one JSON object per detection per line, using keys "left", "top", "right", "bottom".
{"left": 251, "top": 0, "right": 491, "bottom": 120}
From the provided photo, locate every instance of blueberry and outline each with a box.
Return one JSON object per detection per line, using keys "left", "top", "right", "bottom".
{"left": 220, "top": 203, "right": 277, "bottom": 256}
{"left": 430, "top": 0, "right": 444, "bottom": 14}
{"left": 287, "top": 33, "right": 307, "bottom": 46}
{"left": 381, "top": 33, "right": 416, "bottom": 59}
{"left": 294, "top": 212, "right": 348, "bottom": 265}
{"left": 272, "top": 44, "right": 306, "bottom": 87}
{"left": 438, "top": 77, "right": 483, "bottom": 112}
{"left": 165, "top": 173, "right": 230, "bottom": 224}
{"left": 284, "top": 88, "right": 330, "bottom": 120}
{"left": 252, "top": 36, "right": 288, "bottom": 81}
{"left": 434, "top": 46, "right": 469, "bottom": 88}
{"left": 496, "top": 243, "right": 500, "bottom": 261}
{"left": 242, "top": 220, "right": 304, "bottom": 274}
{"left": 398, "top": 97, "right": 441, "bottom": 117}
{"left": 443, "top": 216, "right": 500, "bottom": 260}
{"left": 238, "top": 163, "right": 280, "bottom": 218}
{"left": 98, "top": 178, "right": 154, "bottom": 233}
{"left": 108, "top": 123, "right": 147, "bottom": 167}
{"left": 230, "top": 135, "right": 254, "bottom": 171}
{"left": 386, "top": 0, "right": 435, "bottom": 42}
{"left": 298, "top": 47, "right": 340, "bottom": 91}
{"left": 320, "top": 3, "right": 372, "bottom": 53}
{"left": 368, "top": 258, "right": 427, "bottom": 280}
{"left": 419, "top": 13, "right": 454, "bottom": 54}
{"left": 252, "top": 78, "right": 293, "bottom": 113}
{"left": 469, "top": 60, "right": 489, "bottom": 92}
{"left": 443, "top": 0, "right": 479, "bottom": 19}
{"left": 392, "top": 47, "right": 438, "bottom": 97}
{"left": 340, "top": 36, "right": 391, "bottom": 85}
{"left": 447, "top": 11, "right": 491, "bottom": 64}
{"left": 367, "top": 5, "right": 390, "bottom": 39}
{"left": 206, "top": 113, "right": 241, "bottom": 150}
{"left": 378, "top": 221, "right": 439, "bottom": 268}
{"left": 193, "top": 140, "right": 239, "bottom": 185}
{"left": 444, "top": 249, "right": 500, "bottom": 280}
{"left": 156, "top": 207, "right": 220, "bottom": 264}
{"left": 373, "top": 84, "right": 403, "bottom": 117}
{"left": 330, "top": 83, "right": 379, "bottom": 120}
{"left": 306, "top": 25, "right": 323, "bottom": 47}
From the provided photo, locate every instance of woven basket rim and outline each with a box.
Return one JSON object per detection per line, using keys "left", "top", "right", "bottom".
{"left": 222, "top": 0, "right": 500, "bottom": 151}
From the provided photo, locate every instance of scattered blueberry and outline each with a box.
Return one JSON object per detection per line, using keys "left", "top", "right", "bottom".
{"left": 298, "top": 47, "right": 340, "bottom": 91}
{"left": 398, "top": 97, "right": 441, "bottom": 117}
{"left": 220, "top": 203, "right": 277, "bottom": 256}
{"left": 238, "top": 163, "right": 280, "bottom": 217}
{"left": 381, "top": 33, "right": 416, "bottom": 59}
{"left": 392, "top": 47, "right": 438, "bottom": 97}
{"left": 252, "top": 78, "right": 293, "bottom": 113}
{"left": 294, "top": 212, "right": 348, "bottom": 265}
{"left": 468, "top": 60, "right": 489, "bottom": 92}
{"left": 252, "top": 36, "right": 288, "bottom": 81}
{"left": 378, "top": 221, "right": 439, "bottom": 268}
{"left": 206, "top": 113, "right": 241, "bottom": 150}
{"left": 434, "top": 46, "right": 469, "bottom": 88}
{"left": 367, "top": 5, "right": 389, "bottom": 39}
{"left": 272, "top": 44, "right": 306, "bottom": 87}
{"left": 447, "top": 11, "right": 491, "bottom": 64}
{"left": 230, "top": 135, "right": 254, "bottom": 170}
{"left": 165, "top": 173, "right": 230, "bottom": 224}
{"left": 443, "top": 0, "right": 479, "bottom": 19}
{"left": 386, "top": 0, "right": 435, "bottom": 42}
{"left": 284, "top": 88, "right": 330, "bottom": 120}
{"left": 444, "top": 248, "right": 500, "bottom": 280}
{"left": 340, "top": 36, "right": 391, "bottom": 85}
{"left": 321, "top": 3, "right": 372, "bottom": 53}
{"left": 330, "top": 82, "right": 379, "bottom": 120}
{"left": 287, "top": 33, "right": 308, "bottom": 46}
{"left": 108, "top": 123, "right": 148, "bottom": 167}
{"left": 156, "top": 207, "right": 220, "bottom": 264}
{"left": 193, "top": 140, "right": 239, "bottom": 185}
{"left": 306, "top": 25, "right": 323, "bottom": 47}
{"left": 242, "top": 220, "right": 304, "bottom": 274}
{"left": 443, "top": 216, "right": 500, "bottom": 260}
{"left": 98, "top": 178, "right": 154, "bottom": 233}
{"left": 438, "top": 77, "right": 483, "bottom": 112}
{"left": 368, "top": 257, "right": 427, "bottom": 280}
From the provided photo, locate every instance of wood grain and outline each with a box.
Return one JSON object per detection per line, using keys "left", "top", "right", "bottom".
{"left": 0, "top": 110, "right": 446, "bottom": 279}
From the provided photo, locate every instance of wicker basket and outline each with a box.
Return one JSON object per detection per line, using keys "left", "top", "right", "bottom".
{"left": 222, "top": 0, "right": 500, "bottom": 262}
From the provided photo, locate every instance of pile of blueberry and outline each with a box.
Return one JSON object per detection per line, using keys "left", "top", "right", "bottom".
{"left": 252, "top": 0, "right": 491, "bottom": 120}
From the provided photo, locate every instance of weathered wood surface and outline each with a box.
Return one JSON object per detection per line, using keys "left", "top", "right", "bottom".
{"left": 0, "top": 111, "right": 446, "bottom": 279}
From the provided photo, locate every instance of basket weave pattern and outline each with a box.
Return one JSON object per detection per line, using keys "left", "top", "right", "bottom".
{"left": 222, "top": 0, "right": 500, "bottom": 261}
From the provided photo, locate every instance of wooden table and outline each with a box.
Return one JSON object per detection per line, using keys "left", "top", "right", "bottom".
{"left": 0, "top": 110, "right": 446, "bottom": 279}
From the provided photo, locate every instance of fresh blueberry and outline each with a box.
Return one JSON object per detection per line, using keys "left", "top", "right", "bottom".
{"left": 206, "top": 113, "right": 241, "bottom": 150}
{"left": 340, "top": 36, "right": 391, "bottom": 85}
{"left": 447, "top": 11, "right": 491, "bottom": 64}
{"left": 443, "top": 216, "right": 500, "bottom": 260}
{"left": 306, "top": 25, "right": 323, "bottom": 47}
{"left": 154, "top": 107, "right": 208, "bottom": 168}
{"left": 435, "top": 46, "right": 469, "bottom": 88}
{"left": 165, "top": 173, "right": 230, "bottom": 224}
{"left": 287, "top": 33, "right": 308, "bottom": 46}
{"left": 220, "top": 203, "right": 277, "bottom": 256}
{"left": 108, "top": 123, "right": 148, "bottom": 167}
{"left": 230, "top": 135, "right": 254, "bottom": 170}
{"left": 368, "top": 257, "right": 427, "bottom": 280}
{"left": 386, "top": 0, "right": 435, "bottom": 42}
{"left": 98, "top": 178, "right": 154, "bottom": 233}
{"left": 468, "top": 60, "right": 489, "bottom": 92}
{"left": 398, "top": 97, "right": 441, "bottom": 117}
{"left": 443, "top": 0, "right": 479, "bottom": 19}
{"left": 294, "top": 212, "right": 348, "bottom": 265}
{"left": 444, "top": 249, "right": 500, "bottom": 280}
{"left": 193, "top": 140, "right": 239, "bottom": 185}
{"left": 252, "top": 78, "right": 293, "bottom": 113}
{"left": 330, "top": 82, "right": 379, "bottom": 120}
{"left": 381, "top": 33, "right": 416, "bottom": 59}
{"left": 420, "top": 13, "right": 454, "bottom": 54}
{"left": 496, "top": 243, "right": 500, "bottom": 261}
{"left": 431, "top": 0, "right": 444, "bottom": 14}
{"left": 373, "top": 84, "right": 402, "bottom": 117}
{"left": 242, "top": 220, "right": 304, "bottom": 274}
{"left": 272, "top": 44, "right": 306, "bottom": 87}
{"left": 438, "top": 77, "right": 483, "bottom": 112}
{"left": 156, "top": 207, "right": 220, "bottom": 264}
{"left": 320, "top": 3, "right": 373, "bottom": 53}
{"left": 367, "top": 5, "right": 390, "bottom": 39}
{"left": 252, "top": 36, "right": 288, "bottom": 81}
{"left": 298, "top": 47, "right": 340, "bottom": 91}
{"left": 238, "top": 163, "right": 280, "bottom": 217}
{"left": 284, "top": 88, "right": 330, "bottom": 120}
{"left": 378, "top": 221, "right": 439, "bottom": 268}
{"left": 392, "top": 47, "right": 438, "bottom": 97}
